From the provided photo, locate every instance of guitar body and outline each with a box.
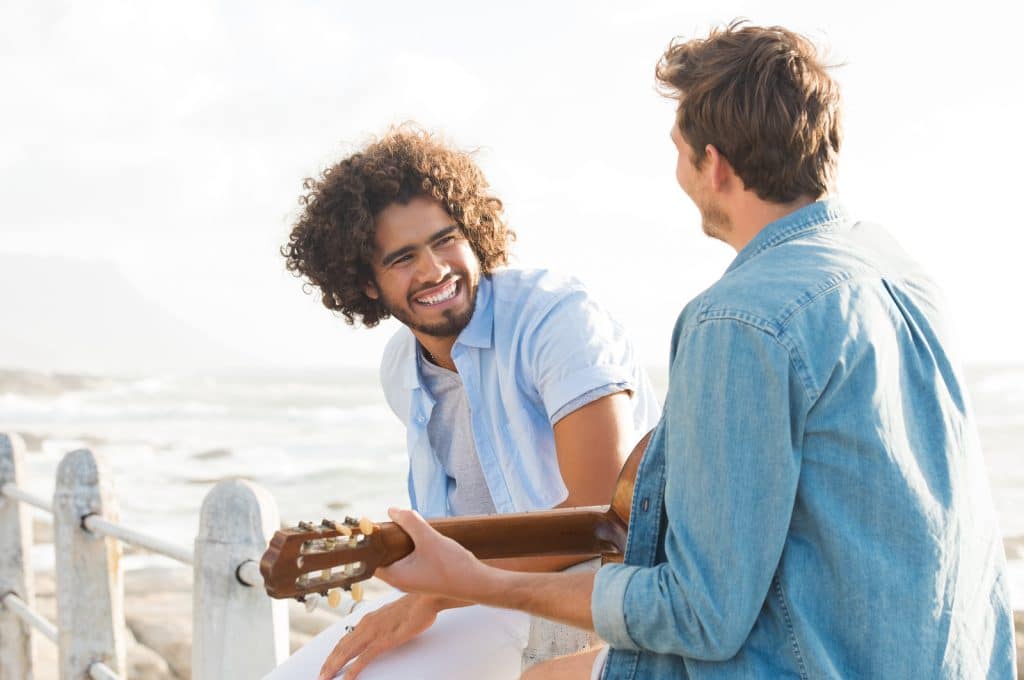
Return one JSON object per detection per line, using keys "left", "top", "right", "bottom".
{"left": 261, "top": 430, "right": 652, "bottom": 600}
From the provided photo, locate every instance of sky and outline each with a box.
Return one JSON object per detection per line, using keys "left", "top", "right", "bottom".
{"left": 2, "top": 0, "right": 1023, "bottom": 374}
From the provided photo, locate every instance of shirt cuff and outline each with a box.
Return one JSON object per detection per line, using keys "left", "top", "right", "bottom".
{"left": 545, "top": 366, "right": 635, "bottom": 423}
{"left": 551, "top": 381, "right": 631, "bottom": 424}
{"left": 591, "top": 563, "right": 642, "bottom": 651}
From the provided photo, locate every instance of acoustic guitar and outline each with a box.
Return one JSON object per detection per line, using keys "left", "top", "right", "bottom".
{"left": 260, "top": 431, "right": 651, "bottom": 601}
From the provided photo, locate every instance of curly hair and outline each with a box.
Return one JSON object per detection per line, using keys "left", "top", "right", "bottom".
{"left": 282, "top": 126, "right": 514, "bottom": 327}
{"left": 656, "top": 20, "right": 842, "bottom": 203}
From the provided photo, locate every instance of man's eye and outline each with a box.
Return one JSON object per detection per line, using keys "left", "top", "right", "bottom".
{"left": 436, "top": 236, "right": 456, "bottom": 247}
{"left": 392, "top": 254, "right": 413, "bottom": 266}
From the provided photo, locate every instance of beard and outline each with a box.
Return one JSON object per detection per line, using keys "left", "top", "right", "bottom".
{"left": 380, "top": 273, "right": 479, "bottom": 338}
{"left": 697, "top": 194, "right": 732, "bottom": 241}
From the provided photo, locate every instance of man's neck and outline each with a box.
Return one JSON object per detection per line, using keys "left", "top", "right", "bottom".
{"left": 722, "top": 194, "right": 818, "bottom": 252}
{"left": 416, "top": 335, "right": 458, "bottom": 372}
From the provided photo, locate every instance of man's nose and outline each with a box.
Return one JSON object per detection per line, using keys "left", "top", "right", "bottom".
{"left": 416, "top": 249, "right": 449, "bottom": 281}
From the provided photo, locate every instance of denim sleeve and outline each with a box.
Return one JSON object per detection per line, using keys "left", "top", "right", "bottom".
{"left": 522, "top": 290, "right": 641, "bottom": 421}
{"left": 592, "top": 318, "right": 807, "bottom": 659}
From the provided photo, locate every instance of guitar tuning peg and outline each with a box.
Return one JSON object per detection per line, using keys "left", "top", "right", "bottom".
{"left": 298, "top": 521, "right": 315, "bottom": 531}
{"left": 304, "top": 593, "right": 321, "bottom": 613}
{"left": 351, "top": 582, "right": 364, "bottom": 602}
{"left": 327, "top": 588, "right": 342, "bottom": 608}
{"left": 358, "top": 517, "right": 375, "bottom": 536}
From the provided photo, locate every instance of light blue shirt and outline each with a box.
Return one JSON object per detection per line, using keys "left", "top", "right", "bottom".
{"left": 592, "top": 200, "right": 1016, "bottom": 678}
{"left": 381, "top": 268, "right": 661, "bottom": 518}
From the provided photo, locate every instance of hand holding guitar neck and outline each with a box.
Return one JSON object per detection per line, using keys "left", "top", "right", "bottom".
{"left": 260, "top": 430, "right": 651, "bottom": 602}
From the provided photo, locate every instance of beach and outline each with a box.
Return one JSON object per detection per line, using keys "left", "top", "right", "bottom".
{"left": 2, "top": 364, "right": 1023, "bottom": 676}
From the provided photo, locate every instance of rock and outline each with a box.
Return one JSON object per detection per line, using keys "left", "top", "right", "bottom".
{"left": 17, "top": 430, "right": 46, "bottom": 452}
{"left": 125, "top": 626, "right": 178, "bottom": 680}
{"left": 1004, "top": 535, "right": 1024, "bottom": 561}
{"left": 34, "top": 571, "right": 56, "bottom": 597}
{"left": 0, "top": 369, "right": 109, "bottom": 397}
{"left": 184, "top": 474, "right": 252, "bottom": 485}
{"left": 33, "top": 517, "right": 53, "bottom": 544}
{"left": 30, "top": 621, "right": 59, "bottom": 679}
{"left": 192, "top": 447, "right": 231, "bottom": 460}
{"left": 126, "top": 590, "right": 193, "bottom": 680}
{"left": 125, "top": 566, "right": 193, "bottom": 594}
{"left": 128, "top": 639, "right": 177, "bottom": 679}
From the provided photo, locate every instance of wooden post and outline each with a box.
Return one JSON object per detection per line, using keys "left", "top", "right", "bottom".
{"left": 53, "top": 449, "right": 125, "bottom": 680}
{"left": 0, "top": 432, "right": 35, "bottom": 680}
{"left": 192, "top": 479, "right": 287, "bottom": 679}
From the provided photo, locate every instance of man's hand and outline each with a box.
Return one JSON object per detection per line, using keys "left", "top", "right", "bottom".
{"left": 373, "top": 507, "right": 490, "bottom": 600}
{"left": 317, "top": 592, "right": 450, "bottom": 680}
{"left": 376, "top": 507, "right": 597, "bottom": 631}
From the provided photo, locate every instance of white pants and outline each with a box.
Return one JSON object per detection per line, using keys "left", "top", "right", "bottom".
{"left": 590, "top": 646, "right": 609, "bottom": 680}
{"left": 263, "top": 591, "right": 531, "bottom": 679}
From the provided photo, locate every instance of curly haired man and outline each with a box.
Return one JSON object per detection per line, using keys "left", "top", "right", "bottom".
{"left": 278, "top": 127, "right": 660, "bottom": 679}
{"left": 366, "top": 23, "right": 1017, "bottom": 680}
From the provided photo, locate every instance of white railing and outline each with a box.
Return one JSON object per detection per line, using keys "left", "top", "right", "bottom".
{"left": 0, "top": 431, "right": 288, "bottom": 679}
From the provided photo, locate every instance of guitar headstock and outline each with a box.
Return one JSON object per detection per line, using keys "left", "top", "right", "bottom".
{"left": 260, "top": 517, "right": 391, "bottom": 600}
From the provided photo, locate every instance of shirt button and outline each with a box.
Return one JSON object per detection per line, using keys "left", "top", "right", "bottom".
{"left": 641, "top": 497, "right": 650, "bottom": 512}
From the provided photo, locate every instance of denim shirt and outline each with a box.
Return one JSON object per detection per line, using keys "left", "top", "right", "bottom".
{"left": 592, "top": 200, "right": 1016, "bottom": 678}
{"left": 381, "top": 268, "right": 661, "bottom": 518}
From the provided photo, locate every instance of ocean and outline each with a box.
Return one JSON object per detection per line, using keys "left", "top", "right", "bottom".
{"left": 1, "top": 364, "right": 1021, "bottom": 608}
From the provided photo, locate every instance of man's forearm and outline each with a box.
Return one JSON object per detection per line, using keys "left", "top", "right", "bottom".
{"left": 485, "top": 553, "right": 595, "bottom": 573}
{"left": 461, "top": 564, "right": 597, "bottom": 631}
{"left": 375, "top": 507, "right": 598, "bottom": 630}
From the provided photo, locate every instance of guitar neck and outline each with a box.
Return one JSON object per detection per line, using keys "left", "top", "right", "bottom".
{"left": 374, "top": 505, "right": 625, "bottom": 567}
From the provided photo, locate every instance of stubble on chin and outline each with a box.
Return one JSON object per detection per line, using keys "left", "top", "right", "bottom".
{"left": 384, "top": 282, "right": 478, "bottom": 339}
{"left": 699, "top": 203, "right": 732, "bottom": 242}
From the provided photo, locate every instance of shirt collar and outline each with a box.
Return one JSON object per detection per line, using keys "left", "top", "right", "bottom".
{"left": 402, "top": 274, "right": 494, "bottom": 390}
{"left": 454, "top": 273, "right": 494, "bottom": 350}
{"left": 725, "top": 197, "right": 850, "bottom": 275}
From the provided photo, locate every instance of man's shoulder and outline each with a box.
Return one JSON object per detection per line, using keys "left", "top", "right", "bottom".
{"left": 696, "top": 220, "right": 917, "bottom": 335}
{"left": 488, "top": 268, "right": 598, "bottom": 328}
{"left": 489, "top": 267, "right": 588, "bottom": 307}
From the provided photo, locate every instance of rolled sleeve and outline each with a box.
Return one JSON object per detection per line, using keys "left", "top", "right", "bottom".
{"left": 592, "top": 563, "right": 643, "bottom": 651}
{"left": 523, "top": 290, "right": 640, "bottom": 421}
{"left": 551, "top": 381, "right": 631, "bottom": 424}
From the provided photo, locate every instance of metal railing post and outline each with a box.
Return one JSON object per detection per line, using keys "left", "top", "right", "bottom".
{"left": 0, "top": 432, "right": 36, "bottom": 680}
{"left": 53, "top": 449, "right": 125, "bottom": 680}
{"left": 192, "top": 478, "right": 287, "bottom": 679}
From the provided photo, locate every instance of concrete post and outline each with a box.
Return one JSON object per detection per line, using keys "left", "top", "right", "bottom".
{"left": 192, "top": 478, "right": 287, "bottom": 679}
{"left": 53, "top": 449, "right": 125, "bottom": 680}
{"left": 0, "top": 433, "right": 35, "bottom": 680}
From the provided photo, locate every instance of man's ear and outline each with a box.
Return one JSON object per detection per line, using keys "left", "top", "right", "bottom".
{"left": 364, "top": 280, "right": 380, "bottom": 300}
{"left": 704, "top": 144, "right": 735, "bottom": 192}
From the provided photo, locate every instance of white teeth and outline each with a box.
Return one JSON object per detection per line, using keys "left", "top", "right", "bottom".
{"left": 416, "top": 281, "right": 457, "bottom": 305}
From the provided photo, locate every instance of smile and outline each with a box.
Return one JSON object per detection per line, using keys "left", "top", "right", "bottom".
{"left": 414, "top": 278, "right": 459, "bottom": 306}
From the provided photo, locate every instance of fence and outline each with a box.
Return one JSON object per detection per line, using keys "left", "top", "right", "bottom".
{"left": 0, "top": 431, "right": 288, "bottom": 679}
